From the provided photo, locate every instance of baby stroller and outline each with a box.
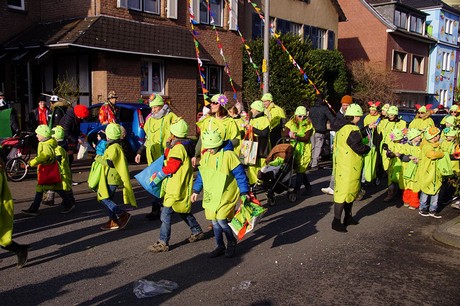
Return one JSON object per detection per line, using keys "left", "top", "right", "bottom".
{"left": 258, "top": 138, "right": 298, "bottom": 206}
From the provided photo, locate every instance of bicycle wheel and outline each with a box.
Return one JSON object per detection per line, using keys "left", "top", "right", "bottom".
{"left": 5, "top": 157, "right": 28, "bottom": 182}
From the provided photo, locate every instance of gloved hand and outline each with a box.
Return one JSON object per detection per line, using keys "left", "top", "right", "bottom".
{"left": 150, "top": 170, "right": 168, "bottom": 186}
{"left": 107, "top": 159, "right": 115, "bottom": 168}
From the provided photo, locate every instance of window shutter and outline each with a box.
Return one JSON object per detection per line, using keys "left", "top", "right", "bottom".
{"left": 167, "top": 0, "right": 178, "bottom": 19}
{"left": 229, "top": 0, "right": 238, "bottom": 30}
{"left": 117, "top": 0, "right": 127, "bottom": 8}
{"left": 191, "top": 0, "right": 200, "bottom": 23}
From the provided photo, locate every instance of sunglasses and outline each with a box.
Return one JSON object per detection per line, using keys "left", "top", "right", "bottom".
{"left": 417, "top": 112, "right": 425, "bottom": 114}
{"left": 210, "top": 101, "right": 219, "bottom": 105}
{"left": 297, "top": 115, "right": 306, "bottom": 118}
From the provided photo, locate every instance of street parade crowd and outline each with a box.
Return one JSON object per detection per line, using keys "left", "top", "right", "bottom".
{"left": 1, "top": 89, "right": 460, "bottom": 268}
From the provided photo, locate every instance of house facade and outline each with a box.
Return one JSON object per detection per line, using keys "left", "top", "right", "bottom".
{"left": 338, "top": 0, "right": 436, "bottom": 107}
{"left": 405, "top": 0, "right": 460, "bottom": 107}
{"left": 242, "top": 0, "right": 346, "bottom": 50}
{"left": 0, "top": 0, "right": 244, "bottom": 134}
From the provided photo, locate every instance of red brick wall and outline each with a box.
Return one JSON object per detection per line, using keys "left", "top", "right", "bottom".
{"left": 0, "top": 0, "right": 39, "bottom": 43}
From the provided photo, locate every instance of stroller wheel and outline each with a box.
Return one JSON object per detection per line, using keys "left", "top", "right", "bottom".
{"left": 288, "top": 192, "right": 297, "bottom": 203}
{"left": 267, "top": 197, "right": 275, "bottom": 206}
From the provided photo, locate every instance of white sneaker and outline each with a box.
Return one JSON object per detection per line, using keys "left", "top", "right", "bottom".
{"left": 321, "top": 187, "right": 334, "bottom": 195}
{"left": 451, "top": 201, "right": 460, "bottom": 210}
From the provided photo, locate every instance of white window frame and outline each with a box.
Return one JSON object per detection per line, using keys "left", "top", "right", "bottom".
{"left": 122, "top": 0, "right": 160, "bottom": 15}
{"left": 392, "top": 50, "right": 407, "bottom": 72}
{"left": 167, "top": 0, "right": 178, "bottom": 19}
{"left": 228, "top": 0, "right": 238, "bottom": 31}
{"left": 446, "top": 19, "right": 454, "bottom": 35}
{"left": 7, "top": 0, "right": 25, "bottom": 10}
{"left": 442, "top": 52, "right": 451, "bottom": 71}
{"left": 143, "top": 0, "right": 161, "bottom": 14}
{"left": 411, "top": 55, "right": 424, "bottom": 74}
{"left": 198, "top": 66, "right": 223, "bottom": 96}
{"left": 141, "top": 59, "right": 165, "bottom": 95}
{"left": 440, "top": 89, "right": 448, "bottom": 105}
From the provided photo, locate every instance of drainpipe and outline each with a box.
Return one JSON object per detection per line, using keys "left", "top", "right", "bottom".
{"left": 263, "top": 0, "right": 270, "bottom": 93}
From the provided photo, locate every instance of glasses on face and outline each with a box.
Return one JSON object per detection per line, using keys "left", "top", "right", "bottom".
{"left": 451, "top": 111, "right": 457, "bottom": 114}
{"left": 210, "top": 101, "right": 219, "bottom": 105}
{"left": 417, "top": 112, "right": 425, "bottom": 114}
{"left": 297, "top": 115, "right": 306, "bottom": 119}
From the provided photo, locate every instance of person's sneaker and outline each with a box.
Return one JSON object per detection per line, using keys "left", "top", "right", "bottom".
{"left": 403, "top": 203, "right": 410, "bottom": 207}
{"left": 419, "top": 210, "right": 430, "bottom": 217}
{"left": 42, "top": 199, "right": 55, "bottom": 206}
{"left": 408, "top": 206, "right": 417, "bottom": 210}
{"left": 355, "top": 189, "right": 366, "bottom": 201}
{"left": 429, "top": 212, "right": 442, "bottom": 219}
{"left": 148, "top": 241, "right": 169, "bottom": 253}
{"left": 72, "top": 181, "right": 79, "bottom": 186}
{"left": 60, "top": 204, "right": 75, "bottom": 214}
{"left": 321, "top": 187, "right": 334, "bottom": 195}
{"left": 117, "top": 212, "right": 131, "bottom": 230}
{"left": 375, "top": 177, "right": 381, "bottom": 186}
{"left": 225, "top": 240, "right": 237, "bottom": 258}
{"left": 16, "top": 244, "right": 30, "bottom": 269}
{"left": 22, "top": 208, "right": 39, "bottom": 216}
{"left": 188, "top": 231, "right": 205, "bottom": 243}
{"left": 100, "top": 220, "right": 119, "bottom": 231}
{"left": 331, "top": 218, "right": 347, "bottom": 232}
{"left": 208, "top": 246, "right": 226, "bottom": 258}
{"left": 451, "top": 201, "right": 460, "bottom": 210}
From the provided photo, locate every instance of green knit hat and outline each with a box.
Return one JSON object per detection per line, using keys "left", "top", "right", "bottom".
{"left": 407, "top": 128, "right": 422, "bottom": 140}
{"left": 149, "top": 94, "right": 164, "bottom": 107}
{"left": 387, "top": 106, "right": 399, "bottom": 115}
{"left": 35, "top": 125, "right": 51, "bottom": 138}
{"left": 170, "top": 119, "right": 189, "bottom": 138}
{"left": 261, "top": 93, "right": 273, "bottom": 101}
{"left": 202, "top": 130, "right": 223, "bottom": 149}
{"left": 251, "top": 100, "right": 265, "bottom": 112}
{"left": 105, "top": 123, "right": 122, "bottom": 140}
{"left": 52, "top": 125, "right": 65, "bottom": 140}
{"left": 294, "top": 106, "right": 307, "bottom": 116}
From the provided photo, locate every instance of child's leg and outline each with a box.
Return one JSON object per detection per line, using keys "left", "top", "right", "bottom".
{"left": 429, "top": 193, "right": 440, "bottom": 214}
{"left": 419, "top": 192, "right": 429, "bottom": 214}
{"left": 29, "top": 192, "right": 44, "bottom": 211}
{"left": 178, "top": 213, "right": 204, "bottom": 242}
{"left": 158, "top": 207, "right": 174, "bottom": 245}
{"left": 55, "top": 189, "right": 75, "bottom": 213}
{"left": 99, "top": 185, "right": 125, "bottom": 219}
{"left": 209, "top": 220, "right": 227, "bottom": 258}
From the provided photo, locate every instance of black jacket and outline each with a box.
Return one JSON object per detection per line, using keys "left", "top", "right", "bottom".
{"left": 309, "top": 101, "right": 335, "bottom": 134}
{"left": 60, "top": 108, "right": 81, "bottom": 151}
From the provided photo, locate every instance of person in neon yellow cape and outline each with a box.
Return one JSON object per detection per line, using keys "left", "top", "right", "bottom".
{"left": 401, "top": 128, "right": 422, "bottom": 209}
{"left": 22, "top": 125, "right": 74, "bottom": 216}
{"left": 408, "top": 104, "right": 434, "bottom": 131}
{"left": 439, "top": 128, "right": 459, "bottom": 208}
{"left": 262, "top": 92, "right": 286, "bottom": 147}
{"left": 135, "top": 94, "right": 178, "bottom": 221}
{"left": 418, "top": 127, "right": 444, "bottom": 218}
{"left": 246, "top": 100, "right": 270, "bottom": 186}
{"left": 440, "top": 104, "right": 459, "bottom": 125}
{"left": 0, "top": 160, "right": 29, "bottom": 268}
{"left": 94, "top": 123, "right": 136, "bottom": 231}
{"left": 383, "top": 128, "right": 405, "bottom": 202}
{"left": 193, "top": 94, "right": 240, "bottom": 167}
{"left": 148, "top": 119, "right": 204, "bottom": 253}
{"left": 378, "top": 105, "right": 407, "bottom": 171}
{"left": 191, "top": 130, "right": 250, "bottom": 258}
{"left": 282, "top": 105, "right": 314, "bottom": 196}
{"left": 332, "top": 104, "right": 370, "bottom": 232}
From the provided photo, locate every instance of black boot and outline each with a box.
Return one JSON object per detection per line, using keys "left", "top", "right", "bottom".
{"left": 331, "top": 203, "right": 347, "bottom": 232}
{"left": 2, "top": 241, "right": 30, "bottom": 268}
{"left": 145, "top": 202, "right": 161, "bottom": 220}
{"left": 302, "top": 173, "right": 312, "bottom": 196}
{"left": 343, "top": 202, "right": 359, "bottom": 226}
{"left": 225, "top": 237, "right": 237, "bottom": 258}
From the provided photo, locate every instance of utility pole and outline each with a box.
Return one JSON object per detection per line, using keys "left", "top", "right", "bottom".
{"left": 263, "top": 0, "right": 270, "bottom": 93}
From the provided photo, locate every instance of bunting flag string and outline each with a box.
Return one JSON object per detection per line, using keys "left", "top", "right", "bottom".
{"left": 246, "top": 0, "right": 321, "bottom": 95}
{"left": 205, "top": 0, "right": 239, "bottom": 104}
{"left": 225, "top": 0, "right": 262, "bottom": 90}
{"left": 188, "top": 1, "right": 210, "bottom": 105}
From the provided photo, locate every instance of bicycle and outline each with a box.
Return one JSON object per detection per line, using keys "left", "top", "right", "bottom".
{"left": 0, "top": 131, "right": 35, "bottom": 182}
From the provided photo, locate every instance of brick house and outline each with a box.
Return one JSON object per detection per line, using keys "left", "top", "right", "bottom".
{"left": 0, "top": 0, "right": 244, "bottom": 134}
{"left": 338, "top": 0, "right": 437, "bottom": 107}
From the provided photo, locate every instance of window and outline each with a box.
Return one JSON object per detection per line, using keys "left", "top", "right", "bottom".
{"left": 141, "top": 60, "right": 164, "bottom": 94}
{"left": 304, "top": 25, "right": 326, "bottom": 49}
{"left": 201, "top": 66, "right": 222, "bottom": 95}
{"left": 442, "top": 52, "right": 451, "bottom": 71}
{"left": 7, "top": 0, "right": 25, "bottom": 10}
{"left": 290, "top": 23, "right": 302, "bottom": 37}
{"left": 439, "top": 89, "right": 448, "bottom": 105}
{"left": 327, "top": 30, "right": 335, "bottom": 50}
{"left": 252, "top": 13, "right": 264, "bottom": 39}
{"left": 392, "top": 51, "right": 407, "bottom": 72}
{"left": 411, "top": 55, "right": 424, "bottom": 74}
{"left": 276, "top": 19, "right": 291, "bottom": 35}
{"left": 394, "top": 10, "right": 408, "bottom": 29}
{"left": 199, "top": 0, "right": 223, "bottom": 26}
{"left": 446, "top": 19, "right": 454, "bottom": 35}
{"left": 410, "top": 15, "right": 424, "bottom": 34}
{"left": 127, "top": 0, "right": 160, "bottom": 14}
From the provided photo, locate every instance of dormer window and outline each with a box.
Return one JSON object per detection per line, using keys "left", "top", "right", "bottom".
{"left": 394, "top": 9, "right": 408, "bottom": 29}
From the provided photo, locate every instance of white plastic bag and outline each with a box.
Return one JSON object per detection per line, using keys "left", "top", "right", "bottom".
{"left": 133, "top": 279, "right": 179, "bottom": 298}
{"left": 77, "top": 139, "right": 89, "bottom": 160}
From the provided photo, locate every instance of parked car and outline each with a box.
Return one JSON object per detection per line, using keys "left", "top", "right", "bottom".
{"left": 80, "top": 102, "right": 151, "bottom": 158}
{"left": 398, "top": 108, "right": 446, "bottom": 127}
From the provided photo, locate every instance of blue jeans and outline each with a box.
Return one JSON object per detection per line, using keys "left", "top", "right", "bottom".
{"left": 419, "top": 192, "right": 439, "bottom": 213}
{"left": 100, "top": 185, "right": 125, "bottom": 219}
{"left": 159, "top": 206, "right": 202, "bottom": 245}
{"left": 212, "top": 219, "right": 236, "bottom": 248}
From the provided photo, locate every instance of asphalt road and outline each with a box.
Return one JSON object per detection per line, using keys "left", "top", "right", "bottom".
{"left": 1, "top": 167, "right": 460, "bottom": 305}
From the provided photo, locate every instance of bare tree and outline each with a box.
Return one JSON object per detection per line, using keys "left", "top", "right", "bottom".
{"left": 54, "top": 74, "right": 80, "bottom": 106}
{"left": 348, "top": 60, "right": 397, "bottom": 105}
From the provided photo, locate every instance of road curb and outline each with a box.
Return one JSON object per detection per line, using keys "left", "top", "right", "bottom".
{"left": 432, "top": 215, "right": 460, "bottom": 249}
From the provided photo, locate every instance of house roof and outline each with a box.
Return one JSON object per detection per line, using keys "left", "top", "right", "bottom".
{"left": 358, "top": 0, "right": 437, "bottom": 43}
{"left": 400, "top": 0, "right": 460, "bottom": 15}
{"left": 2, "top": 16, "right": 199, "bottom": 61}
{"left": 331, "top": 0, "right": 347, "bottom": 22}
